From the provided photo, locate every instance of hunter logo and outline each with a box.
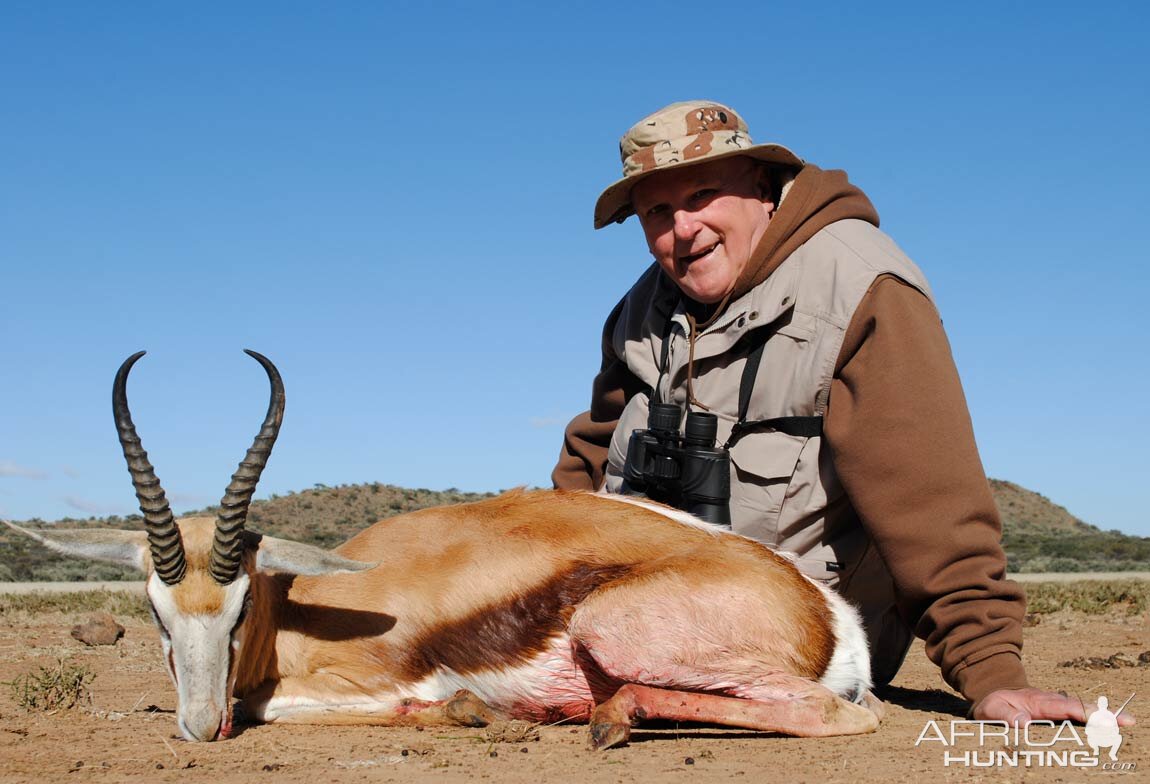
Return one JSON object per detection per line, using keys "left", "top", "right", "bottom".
{"left": 1085, "top": 696, "right": 1125, "bottom": 761}
{"left": 915, "top": 693, "right": 1136, "bottom": 771}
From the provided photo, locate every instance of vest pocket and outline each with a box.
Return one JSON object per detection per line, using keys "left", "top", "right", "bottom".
{"left": 727, "top": 430, "right": 807, "bottom": 543}
{"left": 791, "top": 556, "right": 842, "bottom": 589}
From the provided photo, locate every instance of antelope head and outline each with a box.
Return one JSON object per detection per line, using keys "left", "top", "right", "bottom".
{"left": 4, "top": 351, "right": 373, "bottom": 741}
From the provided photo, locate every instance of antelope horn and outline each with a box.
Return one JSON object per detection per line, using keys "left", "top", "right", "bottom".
{"left": 210, "top": 350, "right": 285, "bottom": 585}
{"left": 113, "top": 351, "right": 186, "bottom": 585}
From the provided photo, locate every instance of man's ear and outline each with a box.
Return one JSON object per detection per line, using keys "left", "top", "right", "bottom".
{"left": 764, "top": 164, "right": 797, "bottom": 208}
{"left": 756, "top": 165, "right": 774, "bottom": 200}
{"left": 753, "top": 165, "right": 779, "bottom": 216}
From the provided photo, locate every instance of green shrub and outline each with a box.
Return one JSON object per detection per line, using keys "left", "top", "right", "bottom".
{"left": 0, "top": 590, "right": 149, "bottom": 619}
{"left": 1025, "top": 580, "right": 1149, "bottom": 616}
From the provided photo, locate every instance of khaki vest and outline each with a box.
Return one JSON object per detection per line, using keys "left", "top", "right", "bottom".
{"left": 603, "top": 219, "right": 933, "bottom": 668}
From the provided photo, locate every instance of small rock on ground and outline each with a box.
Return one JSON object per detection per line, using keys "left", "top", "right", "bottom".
{"left": 71, "top": 613, "right": 125, "bottom": 646}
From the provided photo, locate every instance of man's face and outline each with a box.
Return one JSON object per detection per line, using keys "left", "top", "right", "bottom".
{"left": 630, "top": 157, "right": 775, "bottom": 304}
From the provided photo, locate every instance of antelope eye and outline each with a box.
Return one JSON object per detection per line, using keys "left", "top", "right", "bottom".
{"left": 148, "top": 602, "right": 170, "bottom": 639}
{"left": 232, "top": 593, "right": 253, "bottom": 632}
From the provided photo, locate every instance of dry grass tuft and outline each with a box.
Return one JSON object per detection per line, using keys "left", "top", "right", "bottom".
{"left": 484, "top": 720, "right": 542, "bottom": 743}
{"left": 0, "top": 590, "right": 149, "bottom": 619}
{"left": 6, "top": 658, "right": 96, "bottom": 711}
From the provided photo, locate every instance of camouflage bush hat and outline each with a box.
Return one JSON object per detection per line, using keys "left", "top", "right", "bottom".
{"left": 594, "top": 100, "right": 804, "bottom": 229}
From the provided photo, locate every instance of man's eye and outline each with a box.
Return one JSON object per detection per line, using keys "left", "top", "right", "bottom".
{"left": 692, "top": 188, "right": 718, "bottom": 202}
{"left": 644, "top": 204, "right": 668, "bottom": 218}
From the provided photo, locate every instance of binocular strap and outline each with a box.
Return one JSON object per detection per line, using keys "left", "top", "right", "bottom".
{"left": 651, "top": 309, "right": 822, "bottom": 449}
{"left": 724, "top": 325, "right": 823, "bottom": 449}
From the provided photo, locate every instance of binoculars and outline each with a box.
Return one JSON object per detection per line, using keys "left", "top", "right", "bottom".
{"left": 621, "top": 403, "right": 731, "bottom": 527}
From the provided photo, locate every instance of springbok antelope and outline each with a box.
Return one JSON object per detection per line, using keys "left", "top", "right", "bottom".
{"left": 5, "top": 351, "right": 882, "bottom": 748}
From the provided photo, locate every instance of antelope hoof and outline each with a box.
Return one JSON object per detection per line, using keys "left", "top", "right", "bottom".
{"left": 861, "top": 690, "right": 886, "bottom": 723}
{"left": 589, "top": 720, "right": 631, "bottom": 750}
{"left": 445, "top": 689, "right": 497, "bottom": 727}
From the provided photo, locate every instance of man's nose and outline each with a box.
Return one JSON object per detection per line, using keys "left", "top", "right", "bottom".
{"left": 672, "top": 208, "right": 700, "bottom": 240}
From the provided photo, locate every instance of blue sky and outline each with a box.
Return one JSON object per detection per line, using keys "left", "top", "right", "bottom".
{"left": 2, "top": 2, "right": 1148, "bottom": 536}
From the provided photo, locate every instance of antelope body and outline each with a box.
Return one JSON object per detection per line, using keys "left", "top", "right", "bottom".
{"left": 5, "top": 352, "right": 882, "bottom": 748}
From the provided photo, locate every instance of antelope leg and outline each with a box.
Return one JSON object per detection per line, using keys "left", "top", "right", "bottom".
{"left": 589, "top": 681, "right": 879, "bottom": 750}
{"left": 244, "top": 678, "right": 499, "bottom": 727}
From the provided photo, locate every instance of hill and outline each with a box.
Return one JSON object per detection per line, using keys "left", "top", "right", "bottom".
{"left": 990, "top": 478, "right": 1093, "bottom": 532}
{"left": 989, "top": 479, "right": 1150, "bottom": 573}
{"left": 2, "top": 479, "right": 1147, "bottom": 581}
{"left": 0, "top": 483, "right": 495, "bottom": 582}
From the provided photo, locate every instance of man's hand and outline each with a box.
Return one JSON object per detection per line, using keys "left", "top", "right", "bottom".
{"left": 972, "top": 688, "right": 1136, "bottom": 727}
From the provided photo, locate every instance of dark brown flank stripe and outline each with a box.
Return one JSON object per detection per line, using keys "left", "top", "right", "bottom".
{"left": 401, "top": 563, "right": 632, "bottom": 680}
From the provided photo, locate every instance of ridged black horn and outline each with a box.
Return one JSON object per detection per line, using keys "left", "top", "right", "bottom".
{"left": 210, "top": 350, "right": 285, "bottom": 585}
{"left": 113, "top": 351, "right": 186, "bottom": 585}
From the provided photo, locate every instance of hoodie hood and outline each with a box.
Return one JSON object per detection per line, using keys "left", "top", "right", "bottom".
{"left": 684, "top": 165, "right": 879, "bottom": 327}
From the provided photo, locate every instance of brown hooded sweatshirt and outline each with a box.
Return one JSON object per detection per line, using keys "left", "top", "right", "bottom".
{"left": 553, "top": 166, "right": 1028, "bottom": 705}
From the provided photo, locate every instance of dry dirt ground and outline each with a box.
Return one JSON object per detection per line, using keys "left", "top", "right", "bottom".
{"left": 0, "top": 602, "right": 1145, "bottom": 783}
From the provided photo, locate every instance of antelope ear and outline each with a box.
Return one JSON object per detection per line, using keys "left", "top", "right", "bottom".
{"left": 2, "top": 520, "right": 150, "bottom": 572}
{"left": 248, "top": 533, "right": 376, "bottom": 576}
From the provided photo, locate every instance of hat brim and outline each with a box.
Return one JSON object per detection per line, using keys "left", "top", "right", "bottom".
{"left": 593, "top": 143, "right": 804, "bottom": 230}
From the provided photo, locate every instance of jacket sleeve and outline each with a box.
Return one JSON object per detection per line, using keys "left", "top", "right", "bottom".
{"left": 552, "top": 296, "right": 649, "bottom": 492}
{"left": 826, "top": 275, "right": 1029, "bottom": 704}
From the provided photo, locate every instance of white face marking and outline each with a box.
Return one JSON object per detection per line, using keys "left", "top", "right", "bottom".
{"left": 147, "top": 571, "right": 251, "bottom": 741}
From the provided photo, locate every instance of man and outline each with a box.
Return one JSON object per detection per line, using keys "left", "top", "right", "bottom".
{"left": 553, "top": 100, "right": 1110, "bottom": 725}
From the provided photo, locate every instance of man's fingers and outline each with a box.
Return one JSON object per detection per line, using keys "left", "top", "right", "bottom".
{"left": 1033, "top": 691, "right": 1085, "bottom": 722}
{"left": 1008, "top": 708, "right": 1031, "bottom": 726}
{"left": 976, "top": 688, "right": 1135, "bottom": 727}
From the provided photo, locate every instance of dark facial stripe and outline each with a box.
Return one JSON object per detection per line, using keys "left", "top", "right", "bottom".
{"left": 401, "top": 563, "right": 631, "bottom": 680}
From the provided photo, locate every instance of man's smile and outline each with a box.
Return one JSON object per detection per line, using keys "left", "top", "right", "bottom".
{"left": 679, "top": 241, "right": 720, "bottom": 265}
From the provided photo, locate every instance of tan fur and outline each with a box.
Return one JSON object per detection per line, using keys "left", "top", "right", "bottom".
{"left": 168, "top": 519, "right": 230, "bottom": 615}
{"left": 227, "top": 489, "right": 834, "bottom": 695}
{"left": 101, "top": 489, "right": 841, "bottom": 729}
